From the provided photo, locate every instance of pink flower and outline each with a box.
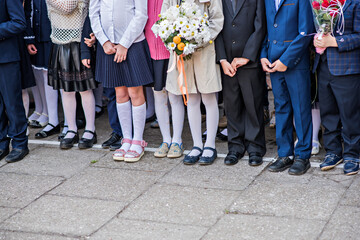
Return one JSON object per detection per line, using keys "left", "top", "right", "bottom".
{"left": 312, "top": 1, "right": 321, "bottom": 10}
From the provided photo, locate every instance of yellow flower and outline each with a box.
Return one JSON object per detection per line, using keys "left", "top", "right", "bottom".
{"left": 176, "top": 4, "right": 179, "bottom": 8}
{"left": 209, "top": 40, "right": 213, "bottom": 44}
{"left": 158, "top": 14, "right": 161, "bottom": 18}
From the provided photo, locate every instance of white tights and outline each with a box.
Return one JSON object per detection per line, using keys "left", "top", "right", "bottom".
{"left": 187, "top": 93, "right": 218, "bottom": 157}
{"left": 29, "top": 68, "right": 48, "bottom": 123}
{"left": 61, "top": 90, "right": 95, "bottom": 139}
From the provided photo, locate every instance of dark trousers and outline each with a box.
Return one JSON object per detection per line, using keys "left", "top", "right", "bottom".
{"left": 318, "top": 60, "right": 360, "bottom": 159}
{"left": 223, "top": 67, "right": 266, "bottom": 155}
{"left": 0, "top": 62, "right": 28, "bottom": 150}
{"left": 103, "top": 87, "right": 122, "bottom": 136}
{"left": 270, "top": 68, "right": 312, "bottom": 159}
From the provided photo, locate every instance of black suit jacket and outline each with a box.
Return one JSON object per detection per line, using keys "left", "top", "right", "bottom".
{"left": 215, "top": 0, "right": 266, "bottom": 68}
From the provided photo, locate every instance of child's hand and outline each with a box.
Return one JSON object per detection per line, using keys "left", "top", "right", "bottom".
{"left": 27, "top": 44, "right": 37, "bottom": 55}
{"left": 82, "top": 59, "right": 91, "bottom": 68}
{"left": 271, "top": 59, "right": 287, "bottom": 72}
{"left": 103, "top": 41, "right": 116, "bottom": 55}
{"left": 84, "top": 33, "right": 96, "bottom": 47}
{"left": 114, "top": 44, "right": 128, "bottom": 63}
{"left": 260, "top": 58, "right": 274, "bottom": 73}
{"left": 220, "top": 60, "right": 236, "bottom": 77}
{"left": 231, "top": 57, "right": 250, "bottom": 69}
{"left": 314, "top": 34, "right": 338, "bottom": 48}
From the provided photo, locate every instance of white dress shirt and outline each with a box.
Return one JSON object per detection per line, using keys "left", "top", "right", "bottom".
{"left": 89, "top": 0, "right": 148, "bottom": 48}
{"left": 275, "top": 0, "right": 281, "bottom": 10}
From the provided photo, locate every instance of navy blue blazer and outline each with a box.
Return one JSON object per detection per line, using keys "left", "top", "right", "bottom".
{"left": 0, "top": 0, "right": 27, "bottom": 64}
{"left": 24, "top": 0, "right": 51, "bottom": 44}
{"left": 260, "top": 0, "right": 315, "bottom": 70}
{"left": 81, "top": 16, "right": 93, "bottom": 61}
{"left": 314, "top": 0, "right": 360, "bottom": 76}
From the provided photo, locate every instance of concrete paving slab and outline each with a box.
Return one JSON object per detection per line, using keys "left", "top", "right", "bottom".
{"left": 0, "top": 147, "right": 104, "bottom": 178}
{"left": 230, "top": 176, "right": 347, "bottom": 220}
{"left": 312, "top": 167, "right": 354, "bottom": 188}
{"left": 340, "top": 176, "right": 360, "bottom": 207}
{"left": 1, "top": 195, "right": 125, "bottom": 237}
{"left": 202, "top": 214, "right": 326, "bottom": 240}
{"left": 0, "top": 161, "right": 6, "bottom": 168}
{"left": 93, "top": 152, "right": 181, "bottom": 172}
{"left": 120, "top": 184, "right": 239, "bottom": 227}
{"left": 0, "top": 173, "right": 63, "bottom": 208}
{"left": 50, "top": 167, "right": 163, "bottom": 203}
{"left": 0, "top": 207, "right": 19, "bottom": 223}
{"left": 319, "top": 205, "right": 360, "bottom": 240}
{"left": 90, "top": 218, "right": 208, "bottom": 240}
{"left": 0, "top": 231, "right": 76, "bottom": 240}
{"left": 158, "top": 160, "right": 266, "bottom": 191}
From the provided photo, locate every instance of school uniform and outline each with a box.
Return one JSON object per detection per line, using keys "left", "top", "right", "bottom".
{"left": 314, "top": 0, "right": 360, "bottom": 162}
{"left": 215, "top": 0, "right": 267, "bottom": 157}
{"left": 261, "top": 0, "right": 314, "bottom": 160}
{"left": 0, "top": 0, "right": 28, "bottom": 154}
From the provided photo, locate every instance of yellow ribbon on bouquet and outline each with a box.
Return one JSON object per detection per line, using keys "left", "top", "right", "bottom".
{"left": 167, "top": 52, "right": 189, "bottom": 106}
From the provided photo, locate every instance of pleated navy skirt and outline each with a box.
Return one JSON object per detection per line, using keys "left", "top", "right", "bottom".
{"left": 152, "top": 59, "right": 169, "bottom": 91}
{"left": 96, "top": 40, "right": 154, "bottom": 88}
{"left": 30, "top": 41, "right": 52, "bottom": 70}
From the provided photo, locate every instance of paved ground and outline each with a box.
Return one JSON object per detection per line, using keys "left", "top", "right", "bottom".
{"left": 0, "top": 95, "right": 359, "bottom": 240}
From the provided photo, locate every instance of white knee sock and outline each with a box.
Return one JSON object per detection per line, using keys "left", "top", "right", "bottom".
{"left": 168, "top": 92, "right": 184, "bottom": 144}
{"left": 117, "top": 100, "right": 132, "bottom": 152}
{"left": 22, "top": 89, "right": 30, "bottom": 117}
{"left": 146, "top": 87, "right": 155, "bottom": 119}
{"left": 93, "top": 84, "right": 103, "bottom": 112}
{"left": 29, "top": 86, "right": 41, "bottom": 122}
{"left": 42, "top": 70, "right": 60, "bottom": 131}
{"left": 187, "top": 93, "right": 203, "bottom": 156}
{"left": 154, "top": 89, "right": 171, "bottom": 145}
{"left": 130, "top": 102, "right": 146, "bottom": 154}
{"left": 61, "top": 90, "right": 77, "bottom": 138}
{"left": 312, "top": 104, "right": 321, "bottom": 145}
{"left": 202, "top": 93, "right": 219, "bottom": 157}
{"left": 80, "top": 90, "right": 96, "bottom": 139}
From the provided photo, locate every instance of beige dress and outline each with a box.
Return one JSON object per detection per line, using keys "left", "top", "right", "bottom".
{"left": 161, "top": 0, "right": 224, "bottom": 95}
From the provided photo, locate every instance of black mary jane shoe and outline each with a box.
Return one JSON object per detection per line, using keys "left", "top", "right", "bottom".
{"left": 58, "top": 125, "right": 68, "bottom": 141}
{"left": 198, "top": 147, "right": 217, "bottom": 165}
{"left": 183, "top": 147, "right": 203, "bottom": 165}
{"left": 78, "top": 130, "right": 97, "bottom": 149}
{"left": 35, "top": 123, "right": 61, "bottom": 139}
{"left": 60, "top": 130, "right": 79, "bottom": 149}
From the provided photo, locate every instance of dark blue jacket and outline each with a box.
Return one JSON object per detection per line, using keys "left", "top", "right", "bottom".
{"left": 314, "top": 0, "right": 360, "bottom": 76}
{"left": 260, "top": 0, "right": 315, "bottom": 70}
{"left": 81, "top": 16, "right": 94, "bottom": 60}
{"left": 24, "top": 0, "right": 51, "bottom": 44}
{"left": 0, "top": 0, "right": 27, "bottom": 64}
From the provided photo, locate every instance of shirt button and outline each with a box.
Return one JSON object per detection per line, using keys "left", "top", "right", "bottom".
{"left": 232, "top": 24, "right": 235, "bottom": 27}
{"left": 232, "top": 40, "right": 236, "bottom": 44}
{"left": 274, "top": 23, "right": 278, "bottom": 28}
{"left": 273, "top": 40, "right": 277, "bottom": 44}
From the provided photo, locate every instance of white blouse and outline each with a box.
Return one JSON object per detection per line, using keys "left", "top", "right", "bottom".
{"left": 89, "top": 0, "right": 148, "bottom": 48}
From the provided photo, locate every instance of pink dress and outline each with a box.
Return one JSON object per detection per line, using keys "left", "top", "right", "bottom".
{"left": 145, "top": 0, "right": 170, "bottom": 60}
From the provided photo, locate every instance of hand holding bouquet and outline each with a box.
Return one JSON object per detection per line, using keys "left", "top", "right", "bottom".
{"left": 310, "top": 0, "right": 346, "bottom": 54}
{"left": 152, "top": 0, "right": 213, "bottom": 104}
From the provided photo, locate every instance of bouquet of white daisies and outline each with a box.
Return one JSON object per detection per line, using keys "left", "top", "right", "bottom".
{"left": 152, "top": 0, "right": 212, "bottom": 58}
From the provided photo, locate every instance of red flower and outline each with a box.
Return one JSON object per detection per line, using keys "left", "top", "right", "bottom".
{"left": 312, "top": 1, "right": 321, "bottom": 9}
{"left": 329, "top": 8, "right": 339, "bottom": 17}
{"left": 339, "top": 0, "right": 346, "bottom": 5}
{"left": 322, "top": 0, "right": 330, "bottom": 8}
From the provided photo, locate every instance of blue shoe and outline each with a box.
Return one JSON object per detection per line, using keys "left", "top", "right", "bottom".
{"left": 320, "top": 153, "right": 343, "bottom": 171}
{"left": 199, "top": 147, "right": 217, "bottom": 165}
{"left": 343, "top": 158, "right": 359, "bottom": 176}
{"left": 183, "top": 147, "right": 203, "bottom": 165}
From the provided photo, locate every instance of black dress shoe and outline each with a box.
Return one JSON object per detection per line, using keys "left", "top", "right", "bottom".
{"left": 95, "top": 105, "right": 104, "bottom": 119}
{"left": 268, "top": 156, "right": 294, "bottom": 172}
{"left": 76, "top": 119, "right": 86, "bottom": 129}
{"left": 35, "top": 123, "right": 61, "bottom": 139}
{"left": 60, "top": 130, "right": 79, "bottom": 149}
{"left": 102, "top": 132, "right": 122, "bottom": 149}
{"left": 109, "top": 139, "right": 123, "bottom": 151}
{"left": 5, "top": 148, "right": 29, "bottom": 163}
{"left": 78, "top": 130, "right": 97, "bottom": 149}
{"left": 183, "top": 147, "right": 203, "bottom": 165}
{"left": 198, "top": 147, "right": 217, "bottom": 165}
{"left": 0, "top": 148, "right": 9, "bottom": 161}
{"left": 224, "top": 151, "right": 244, "bottom": 165}
{"left": 249, "top": 153, "right": 263, "bottom": 166}
{"left": 288, "top": 157, "right": 310, "bottom": 175}
{"left": 216, "top": 132, "right": 228, "bottom": 142}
